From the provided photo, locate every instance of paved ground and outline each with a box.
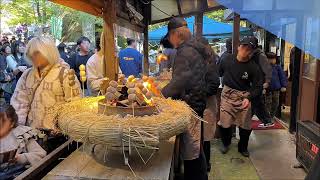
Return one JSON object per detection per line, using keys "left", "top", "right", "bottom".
{"left": 209, "top": 129, "right": 306, "bottom": 180}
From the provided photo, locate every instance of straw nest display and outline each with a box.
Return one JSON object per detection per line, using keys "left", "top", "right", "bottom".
{"left": 46, "top": 96, "right": 193, "bottom": 150}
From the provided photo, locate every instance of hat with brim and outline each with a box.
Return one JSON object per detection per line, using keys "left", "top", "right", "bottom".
{"left": 161, "top": 17, "right": 188, "bottom": 46}
{"left": 240, "top": 36, "right": 258, "bottom": 49}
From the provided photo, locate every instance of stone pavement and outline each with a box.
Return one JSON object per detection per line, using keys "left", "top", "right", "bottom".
{"left": 209, "top": 129, "right": 306, "bottom": 180}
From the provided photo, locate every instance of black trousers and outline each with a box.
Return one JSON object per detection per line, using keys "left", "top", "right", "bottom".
{"left": 184, "top": 148, "right": 208, "bottom": 180}
{"left": 219, "top": 126, "right": 252, "bottom": 151}
{"left": 203, "top": 141, "right": 211, "bottom": 166}
{"left": 251, "top": 94, "right": 272, "bottom": 124}
{"left": 183, "top": 109, "right": 207, "bottom": 180}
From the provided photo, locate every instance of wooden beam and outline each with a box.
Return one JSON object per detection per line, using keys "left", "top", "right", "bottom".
{"left": 143, "top": 0, "right": 151, "bottom": 75}
{"left": 195, "top": 13, "right": 203, "bottom": 38}
{"left": 103, "top": 0, "right": 117, "bottom": 80}
{"left": 232, "top": 13, "right": 240, "bottom": 54}
{"left": 143, "top": 26, "right": 149, "bottom": 75}
{"left": 49, "top": 0, "right": 102, "bottom": 17}
{"left": 176, "top": 0, "right": 182, "bottom": 15}
{"left": 150, "top": 5, "right": 224, "bottom": 24}
{"left": 15, "top": 139, "right": 73, "bottom": 180}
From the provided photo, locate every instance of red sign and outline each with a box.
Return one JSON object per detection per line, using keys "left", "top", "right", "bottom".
{"left": 311, "top": 144, "right": 319, "bottom": 154}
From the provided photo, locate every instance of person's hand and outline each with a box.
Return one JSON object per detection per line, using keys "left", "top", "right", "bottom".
{"left": 17, "top": 66, "right": 28, "bottom": 72}
{"left": 9, "top": 156, "right": 17, "bottom": 164}
{"left": 263, "top": 82, "right": 269, "bottom": 89}
{"left": 280, "top": 87, "right": 287, "bottom": 92}
{"left": 242, "top": 98, "right": 250, "bottom": 109}
{"left": 4, "top": 74, "right": 11, "bottom": 81}
{"left": 262, "top": 89, "right": 267, "bottom": 95}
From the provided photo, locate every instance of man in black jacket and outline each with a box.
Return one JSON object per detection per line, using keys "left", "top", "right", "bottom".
{"left": 161, "top": 17, "right": 217, "bottom": 180}
{"left": 248, "top": 37, "right": 274, "bottom": 128}
{"left": 218, "top": 37, "right": 263, "bottom": 157}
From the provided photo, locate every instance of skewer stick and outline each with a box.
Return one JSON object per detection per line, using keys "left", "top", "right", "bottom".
{"left": 82, "top": 82, "right": 85, "bottom": 97}
{"left": 70, "top": 87, "right": 73, "bottom": 101}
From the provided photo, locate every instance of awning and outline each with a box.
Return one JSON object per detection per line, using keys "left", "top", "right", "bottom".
{"left": 148, "top": 16, "right": 252, "bottom": 41}
{"left": 216, "top": 0, "right": 320, "bottom": 59}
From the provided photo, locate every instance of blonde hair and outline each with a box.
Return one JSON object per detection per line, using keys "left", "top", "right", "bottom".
{"left": 25, "top": 36, "right": 60, "bottom": 65}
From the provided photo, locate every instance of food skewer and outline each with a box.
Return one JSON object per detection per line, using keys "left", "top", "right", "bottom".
{"left": 79, "top": 64, "right": 86, "bottom": 97}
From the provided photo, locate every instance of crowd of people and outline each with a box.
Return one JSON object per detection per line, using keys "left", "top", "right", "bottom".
{"left": 0, "top": 33, "right": 145, "bottom": 178}
{"left": 0, "top": 16, "right": 288, "bottom": 179}
{"left": 158, "top": 17, "right": 288, "bottom": 180}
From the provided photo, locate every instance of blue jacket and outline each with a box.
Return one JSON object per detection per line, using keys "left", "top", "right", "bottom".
{"left": 119, "top": 48, "right": 143, "bottom": 77}
{"left": 270, "top": 64, "right": 288, "bottom": 91}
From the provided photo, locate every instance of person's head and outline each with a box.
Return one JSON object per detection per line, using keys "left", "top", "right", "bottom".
{"left": 25, "top": 36, "right": 60, "bottom": 69}
{"left": 0, "top": 104, "right": 18, "bottom": 139}
{"left": 77, "top": 36, "right": 90, "bottom": 54}
{"left": 57, "top": 42, "right": 66, "bottom": 52}
{"left": 127, "top": 38, "right": 137, "bottom": 48}
{"left": 1, "top": 45, "right": 12, "bottom": 56}
{"left": 13, "top": 41, "right": 26, "bottom": 55}
{"left": 166, "top": 17, "right": 191, "bottom": 48}
{"left": 266, "top": 52, "right": 277, "bottom": 65}
{"left": 237, "top": 36, "right": 257, "bottom": 62}
{"left": 225, "top": 38, "right": 232, "bottom": 52}
{"left": 160, "top": 35, "right": 173, "bottom": 49}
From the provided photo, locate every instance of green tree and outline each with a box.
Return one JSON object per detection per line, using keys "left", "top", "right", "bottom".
{"left": 205, "top": 9, "right": 225, "bottom": 22}
{"left": 3, "top": 0, "right": 103, "bottom": 42}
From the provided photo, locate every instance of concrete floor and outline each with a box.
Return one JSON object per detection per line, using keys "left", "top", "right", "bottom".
{"left": 209, "top": 129, "right": 306, "bottom": 180}
{"left": 249, "top": 130, "right": 306, "bottom": 180}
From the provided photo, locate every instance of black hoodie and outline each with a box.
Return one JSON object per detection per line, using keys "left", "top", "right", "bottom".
{"left": 162, "top": 38, "right": 217, "bottom": 114}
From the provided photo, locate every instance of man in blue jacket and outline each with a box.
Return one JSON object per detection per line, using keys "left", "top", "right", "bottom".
{"left": 119, "top": 38, "right": 143, "bottom": 77}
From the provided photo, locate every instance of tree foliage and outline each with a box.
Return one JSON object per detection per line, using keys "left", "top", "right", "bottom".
{"left": 3, "top": 0, "right": 55, "bottom": 25}
{"left": 148, "top": 9, "right": 225, "bottom": 32}
{"left": 205, "top": 9, "right": 225, "bottom": 22}
{"left": 2, "top": 0, "right": 103, "bottom": 42}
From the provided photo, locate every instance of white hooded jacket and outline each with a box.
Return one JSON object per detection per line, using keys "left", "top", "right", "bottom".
{"left": 10, "top": 61, "right": 82, "bottom": 130}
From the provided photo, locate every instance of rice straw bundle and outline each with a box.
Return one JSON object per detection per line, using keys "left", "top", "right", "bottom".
{"left": 45, "top": 96, "right": 194, "bottom": 150}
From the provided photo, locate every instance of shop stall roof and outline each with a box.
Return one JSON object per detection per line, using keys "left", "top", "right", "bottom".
{"left": 49, "top": 0, "right": 224, "bottom": 28}
{"left": 216, "top": 0, "right": 320, "bottom": 59}
{"left": 150, "top": 0, "right": 223, "bottom": 24}
{"left": 149, "top": 16, "right": 252, "bottom": 41}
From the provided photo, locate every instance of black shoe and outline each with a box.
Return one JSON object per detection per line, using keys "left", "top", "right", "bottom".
{"left": 220, "top": 145, "right": 230, "bottom": 154}
{"left": 239, "top": 150, "right": 250, "bottom": 157}
{"left": 238, "top": 127, "right": 252, "bottom": 158}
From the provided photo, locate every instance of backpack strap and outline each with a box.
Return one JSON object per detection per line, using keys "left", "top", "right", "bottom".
{"left": 58, "top": 67, "right": 66, "bottom": 96}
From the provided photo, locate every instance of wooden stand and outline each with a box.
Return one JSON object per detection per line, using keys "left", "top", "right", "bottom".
{"left": 43, "top": 138, "right": 176, "bottom": 180}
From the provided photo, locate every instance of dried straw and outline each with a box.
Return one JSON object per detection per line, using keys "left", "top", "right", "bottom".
{"left": 45, "top": 97, "right": 194, "bottom": 150}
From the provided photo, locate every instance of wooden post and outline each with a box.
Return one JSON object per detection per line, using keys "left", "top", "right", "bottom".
{"left": 195, "top": 13, "right": 203, "bottom": 38}
{"left": 103, "top": 0, "right": 117, "bottom": 80}
{"left": 143, "top": 1, "right": 151, "bottom": 75}
{"left": 232, "top": 13, "right": 240, "bottom": 54}
{"left": 143, "top": 26, "right": 149, "bottom": 75}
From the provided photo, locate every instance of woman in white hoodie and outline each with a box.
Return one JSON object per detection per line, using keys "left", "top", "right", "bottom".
{"left": 10, "top": 37, "right": 82, "bottom": 131}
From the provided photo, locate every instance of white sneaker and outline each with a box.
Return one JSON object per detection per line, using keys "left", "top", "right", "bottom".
{"left": 258, "top": 122, "right": 275, "bottom": 128}
{"left": 252, "top": 115, "right": 259, "bottom": 121}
